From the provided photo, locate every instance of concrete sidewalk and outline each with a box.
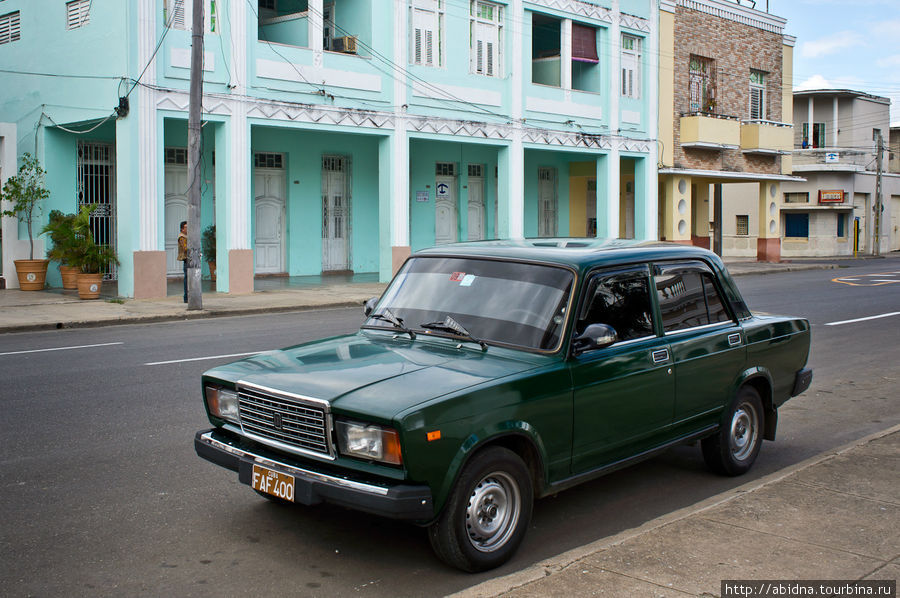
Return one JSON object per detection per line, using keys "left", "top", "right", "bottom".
{"left": 454, "top": 425, "right": 900, "bottom": 598}
{"left": 0, "top": 259, "right": 839, "bottom": 334}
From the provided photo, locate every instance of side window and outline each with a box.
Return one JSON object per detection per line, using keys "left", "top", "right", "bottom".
{"left": 656, "top": 266, "right": 732, "bottom": 332}
{"left": 578, "top": 270, "right": 654, "bottom": 342}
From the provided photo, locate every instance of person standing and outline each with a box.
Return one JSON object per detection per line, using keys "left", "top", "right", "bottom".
{"left": 177, "top": 221, "right": 188, "bottom": 303}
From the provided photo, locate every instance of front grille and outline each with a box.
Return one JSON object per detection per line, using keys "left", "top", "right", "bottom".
{"left": 237, "top": 383, "right": 332, "bottom": 458}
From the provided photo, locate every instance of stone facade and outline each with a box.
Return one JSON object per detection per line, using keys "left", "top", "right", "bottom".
{"left": 672, "top": 5, "right": 784, "bottom": 175}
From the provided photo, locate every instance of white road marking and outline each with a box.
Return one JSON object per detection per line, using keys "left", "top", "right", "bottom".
{"left": 0, "top": 342, "right": 124, "bottom": 357}
{"left": 824, "top": 312, "right": 900, "bottom": 327}
{"left": 145, "top": 351, "right": 262, "bottom": 366}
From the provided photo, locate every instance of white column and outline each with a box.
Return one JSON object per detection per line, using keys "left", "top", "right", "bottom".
{"left": 230, "top": 0, "right": 250, "bottom": 250}
{"left": 807, "top": 96, "right": 813, "bottom": 146}
{"left": 561, "top": 19, "right": 572, "bottom": 91}
{"left": 610, "top": 1, "right": 621, "bottom": 135}
{"left": 832, "top": 96, "right": 839, "bottom": 147}
{"left": 138, "top": 0, "right": 158, "bottom": 251}
{"left": 309, "top": 0, "right": 324, "bottom": 65}
{"left": 644, "top": 0, "right": 659, "bottom": 240}
{"left": 605, "top": 149, "right": 620, "bottom": 238}
{"left": 392, "top": 0, "right": 409, "bottom": 249}
{"left": 507, "top": 0, "right": 524, "bottom": 239}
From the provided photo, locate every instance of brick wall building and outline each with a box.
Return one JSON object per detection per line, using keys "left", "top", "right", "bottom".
{"left": 658, "top": 0, "right": 800, "bottom": 261}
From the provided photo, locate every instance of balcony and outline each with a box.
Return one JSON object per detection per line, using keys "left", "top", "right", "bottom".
{"left": 741, "top": 120, "right": 792, "bottom": 155}
{"left": 792, "top": 147, "right": 875, "bottom": 172}
{"left": 679, "top": 113, "right": 740, "bottom": 150}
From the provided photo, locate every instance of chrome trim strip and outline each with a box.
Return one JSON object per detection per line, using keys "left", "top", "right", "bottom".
{"left": 663, "top": 322, "right": 735, "bottom": 337}
{"left": 652, "top": 348, "right": 670, "bottom": 364}
{"left": 241, "top": 429, "right": 336, "bottom": 461}
{"left": 237, "top": 380, "right": 331, "bottom": 409}
{"left": 199, "top": 431, "right": 389, "bottom": 496}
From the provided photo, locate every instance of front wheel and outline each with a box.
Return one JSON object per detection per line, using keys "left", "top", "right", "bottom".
{"left": 702, "top": 386, "right": 764, "bottom": 476}
{"left": 428, "top": 446, "right": 533, "bottom": 572}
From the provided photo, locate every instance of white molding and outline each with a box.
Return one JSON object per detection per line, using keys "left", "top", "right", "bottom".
{"left": 620, "top": 13, "right": 651, "bottom": 33}
{"left": 676, "top": 0, "right": 786, "bottom": 34}
{"left": 524, "top": 0, "right": 612, "bottom": 23}
{"left": 138, "top": 0, "right": 158, "bottom": 251}
{"left": 170, "top": 47, "right": 215, "bottom": 71}
{"left": 256, "top": 58, "right": 382, "bottom": 92}
{"left": 526, "top": 96, "right": 602, "bottom": 120}
{"left": 411, "top": 81, "right": 502, "bottom": 107}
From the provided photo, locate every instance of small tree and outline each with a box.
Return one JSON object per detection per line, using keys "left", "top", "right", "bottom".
{"left": 201, "top": 225, "right": 216, "bottom": 264}
{"left": 70, "top": 204, "right": 119, "bottom": 274}
{"left": 1, "top": 153, "right": 50, "bottom": 260}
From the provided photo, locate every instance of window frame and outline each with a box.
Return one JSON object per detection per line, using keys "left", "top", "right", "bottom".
{"left": 749, "top": 69, "right": 766, "bottom": 120}
{"left": 410, "top": 0, "right": 444, "bottom": 68}
{"left": 469, "top": 0, "right": 502, "bottom": 77}
{"left": 621, "top": 34, "right": 642, "bottom": 99}
{"left": 784, "top": 212, "right": 810, "bottom": 239}
{"left": 575, "top": 265, "right": 657, "bottom": 348}
{"left": 653, "top": 261, "right": 736, "bottom": 336}
{"left": 165, "top": 0, "right": 218, "bottom": 33}
{"left": 66, "top": 0, "right": 91, "bottom": 30}
{"left": 0, "top": 10, "right": 21, "bottom": 45}
{"left": 689, "top": 55, "right": 716, "bottom": 113}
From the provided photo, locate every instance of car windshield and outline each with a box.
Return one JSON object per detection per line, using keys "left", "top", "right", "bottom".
{"left": 365, "top": 256, "right": 574, "bottom": 351}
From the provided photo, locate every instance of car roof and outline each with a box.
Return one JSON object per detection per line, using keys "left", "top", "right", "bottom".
{"left": 413, "top": 238, "right": 726, "bottom": 273}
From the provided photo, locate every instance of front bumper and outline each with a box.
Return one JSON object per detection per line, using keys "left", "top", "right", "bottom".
{"left": 194, "top": 429, "right": 434, "bottom": 521}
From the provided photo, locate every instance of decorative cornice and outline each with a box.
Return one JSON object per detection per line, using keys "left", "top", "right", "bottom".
{"left": 620, "top": 13, "right": 652, "bottom": 33}
{"left": 408, "top": 117, "right": 511, "bottom": 139}
{"left": 676, "top": 0, "right": 786, "bottom": 34}
{"left": 247, "top": 103, "right": 395, "bottom": 128}
{"left": 525, "top": 0, "right": 612, "bottom": 23}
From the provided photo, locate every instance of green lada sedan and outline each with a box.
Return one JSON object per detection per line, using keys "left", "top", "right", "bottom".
{"left": 195, "top": 240, "right": 812, "bottom": 572}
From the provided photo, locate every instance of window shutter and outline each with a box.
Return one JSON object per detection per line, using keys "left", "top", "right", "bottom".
{"left": 169, "top": 0, "right": 187, "bottom": 29}
{"left": 750, "top": 87, "right": 763, "bottom": 120}
{"left": 572, "top": 24, "right": 598, "bottom": 63}
{"left": 412, "top": 6, "right": 437, "bottom": 66}
{"left": 0, "top": 11, "right": 21, "bottom": 44}
{"left": 66, "top": 0, "right": 91, "bottom": 30}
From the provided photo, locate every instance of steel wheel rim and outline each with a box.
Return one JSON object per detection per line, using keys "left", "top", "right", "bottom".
{"left": 730, "top": 401, "right": 759, "bottom": 462}
{"left": 465, "top": 471, "right": 521, "bottom": 553}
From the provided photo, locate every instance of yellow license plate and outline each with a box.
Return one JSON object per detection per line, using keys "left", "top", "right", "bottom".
{"left": 251, "top": 464, "right": 295, "bottom": 501}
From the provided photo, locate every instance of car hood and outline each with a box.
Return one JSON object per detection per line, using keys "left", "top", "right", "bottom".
{"left": 203, "top": 332, "right": 548, "bottom": 420}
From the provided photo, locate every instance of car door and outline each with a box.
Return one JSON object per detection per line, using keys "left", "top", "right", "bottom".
{"left": 570, "top": 265, "right": 675, "bottom": 473}
{"left": 653, "top": 261, "right": 746, "bottom": 429}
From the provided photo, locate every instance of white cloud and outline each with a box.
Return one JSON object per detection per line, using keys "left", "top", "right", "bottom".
{"left": 800, "top": 32, "right": 865, "bottom": 58}
{"left": 876, "top": 54, "right": 900, "bottom": 68}
{"left": 795, "top": 75, "right": 832, "bottom": 91}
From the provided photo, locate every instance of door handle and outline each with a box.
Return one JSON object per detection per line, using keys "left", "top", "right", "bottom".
{"left": 728, "top": 333, "right": 742, "bottom": 347}
{"left": 651, "top": 349, "right": 669, "bottom": 364}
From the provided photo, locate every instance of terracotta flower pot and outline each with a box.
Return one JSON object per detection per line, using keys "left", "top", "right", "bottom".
{"left": 76, "top": 272, "right": 104, "bottom": 300}
{"left": 14, "top": 259, "right": 49, "bottom": 291}
{"left": 59, "top": 265, "right": 80, "bottom": 290}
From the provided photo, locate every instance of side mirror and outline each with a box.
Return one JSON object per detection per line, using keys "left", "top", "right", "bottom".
{"left": 363, "top": 297, "right": 379, "bottom": 317}
{"left": 572, "top": 323, "right": 618, "bottom": 355}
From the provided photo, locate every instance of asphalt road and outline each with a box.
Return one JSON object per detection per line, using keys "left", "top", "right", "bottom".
{"left": 1, "top": 262, "right": 898, "bottom": 597}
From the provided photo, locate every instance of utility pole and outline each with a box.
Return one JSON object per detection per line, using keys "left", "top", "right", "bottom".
{"left": 873, "top": 129, "right": 884, "bottom": 257}
{"left": 187, "top": 0, "right": 204, "bottom": 310}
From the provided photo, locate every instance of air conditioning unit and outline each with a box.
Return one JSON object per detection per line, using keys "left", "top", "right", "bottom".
{"left": 332, "top": 36, "right": 358, "bottom": 54}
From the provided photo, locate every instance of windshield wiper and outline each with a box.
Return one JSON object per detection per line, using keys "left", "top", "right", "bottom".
{"left": 420, "top": 316, "right": 487, "bottom": 351}
{"left": 365, "top": 308, "right": 416, "bottom": 340}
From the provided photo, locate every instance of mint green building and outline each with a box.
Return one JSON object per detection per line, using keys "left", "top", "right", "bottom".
{"left": 1, "top": 0, "right": 659, "bottom": 296}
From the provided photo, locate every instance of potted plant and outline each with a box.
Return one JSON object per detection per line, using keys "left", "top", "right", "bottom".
{"left": 1, "top": 153, "right": 50, "bottom": 290}
{"left": 41, "top": 210, "right": 80, "bottom": 289}
{"left": 201, "top": 224, "right": 216, "bottom": 281}
{"left": 70, "top": 204, "right": 119, "bottom": 300}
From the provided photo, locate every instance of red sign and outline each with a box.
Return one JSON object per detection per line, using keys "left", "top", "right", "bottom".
{"left": 818, "top": 190, "right": 845, "bottom": 204}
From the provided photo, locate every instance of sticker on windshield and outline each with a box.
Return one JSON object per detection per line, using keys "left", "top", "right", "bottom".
{"left": 460, "top": 274, "right": 476, "bottom": 287}
{"left": 450, "top": 272, "right": 466, "bottom": 282}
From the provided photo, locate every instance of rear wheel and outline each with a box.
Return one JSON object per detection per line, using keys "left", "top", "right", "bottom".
{"left": 428, "top": 446, "right": 533, "bottom": 572}
{"left": 702, "top": 386, "right": 764, "bottom": 476}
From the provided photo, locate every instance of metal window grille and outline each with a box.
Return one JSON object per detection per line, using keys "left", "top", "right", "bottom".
{"left": 254, "top": 152, "right": 283, "bottom": 169}
{"left": 165, "top": 147, "right": 188, "bottom": 165}
{"left": 322, "top": 156, "right": 345, "bottom": 172}
{"left": 468, "top": 164, "right": 484, "bottom": 177}
{"left": 689, "top": 55, "right": 716, "bottom": 113}
{"left": 435, "top": 162, "right": 456, "bottom": 176}
{"left": 0, "top": 11, "right": 21, "bottom": 44}
{"left": 76, "top": 141, "right": 117, "bottom": 280}
{"left": 736, "top": 215, "right": 749, "bottom": 236}
{"left": 66, "top": 0, "right": 90, "bottom": 30}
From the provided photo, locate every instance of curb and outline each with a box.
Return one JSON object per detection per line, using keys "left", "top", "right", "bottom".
{"left": 449, "top": 422, "right": 900, "bottom": 598}
{"left": 0, "top": 301, "right": 366, "bottom": 334}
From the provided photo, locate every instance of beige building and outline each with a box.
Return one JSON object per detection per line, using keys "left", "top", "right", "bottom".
{"left": 658, "top": 0, "right": 799, "bottom": 262}
{"left": 725, "top": 90, "right": 900, "bottom": 257}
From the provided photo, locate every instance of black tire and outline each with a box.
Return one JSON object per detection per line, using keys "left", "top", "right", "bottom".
{"left": 702, "top": 386, "right": 764, "bottom": 476}
{"left": 427, "top": 446, "right": 533, "bottom": 572}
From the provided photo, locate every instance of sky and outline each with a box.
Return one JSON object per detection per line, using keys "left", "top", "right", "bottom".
{"left": 763, "top": 0, "right": 900, "bottom": 127}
